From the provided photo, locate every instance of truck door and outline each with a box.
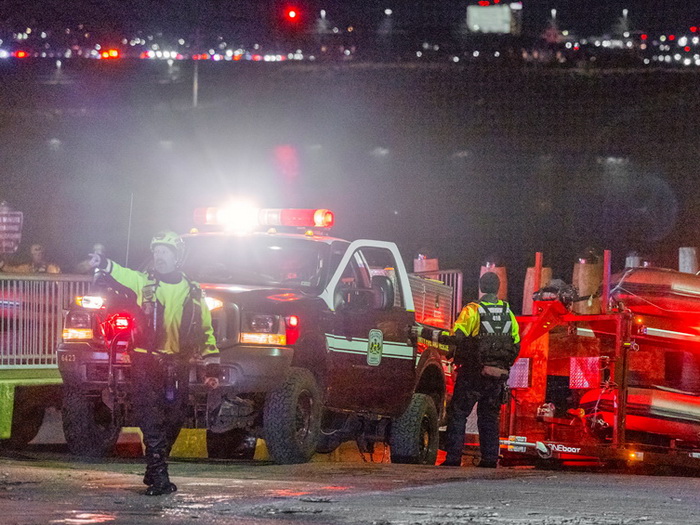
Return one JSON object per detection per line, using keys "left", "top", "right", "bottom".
{"left": 322, "top": 242, "right": 416, "bottom": 415}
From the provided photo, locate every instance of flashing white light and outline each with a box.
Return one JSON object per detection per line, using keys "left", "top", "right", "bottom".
{"left": 674, "top": 53, "right": 681, "bottom": 61}
{"left": 643, "top": 58, "right": 650, "bottom": 65}
{"left": 693, "top": 37, "right": 699, "bottom": 45}
{"left": 665, "top": 55, "right": 671, "bottom": 63}
{"left": 179, "top": 38, "right": 185, "bottom": 45}
{"left": 384, "top": 9, "right": 392, "bottom": 16}
{"left": 602, "top": 40, "right": 611, "bottom": 48}
{"left": 204, "top": 296, "right": 224, "bottom": 311}
{"left": 344, "top": 49, "right": 351, "bottom": 56}
{"left": 660, "top": 35, "right": 667, "bottom": 42}
{"left": 594, "top": 40, "right": 601, "bottom": 47}
{"left": 147, "top": 50, "right": 155, "bottom": 58}
{"left": 473, "top": 50, "right": 480, "bottom": 57}
{"left": 156, "top": 50, "right": 163, "bottom": 58}
{"left": 41, "top": 32, "right": 47, "bottom": 39}
{"left": 0, "top": 50, "right": 8, "bottom": 59}
{"left": 226, "top": 49, "right": 233, "bottom": 57}
{"left": 416, "top": 51, "right": 422, "bottom": 57}
{"left": 623, "top": 31, "right": 630, "bottom": 38}
{"left": 452, "top": 56, "right": 459, "bottom": 63}
{"left": 566, "top": 42, "right": 572, "bottom": 49}
{"left": 626, "top": 41, "right": 633, "bottom": 48}
{"left": 211, "top": 201, "right": 260, "bottom": 232}
{"left": 494, "top": 51, "right": 500, "bottom": 57}
{"left": 209, "top": 48, "right": 215, "bottom": 55}
{"left": 678, "top": 37, "right": 688, "bottom": 46}
{"left": 684, "top": 58, "right": 692, "bottom": 66}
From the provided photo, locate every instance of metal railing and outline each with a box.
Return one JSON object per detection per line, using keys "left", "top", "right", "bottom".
{"left": 0, "top": 274, "right": 91, "bottom": 368}
{"left": 411, "top": 269, "right": 463, "bottom": 327}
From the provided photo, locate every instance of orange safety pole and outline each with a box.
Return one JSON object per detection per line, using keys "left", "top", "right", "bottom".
{"left": 533, "top": 252, "right": 543, "bottom": 295}
{"left": 601, "top": 250, "right": 611, "bottom": 314}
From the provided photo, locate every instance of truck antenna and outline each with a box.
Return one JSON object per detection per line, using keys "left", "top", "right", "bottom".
{"left": 125, "top": 192, "right": 134, "bottom": 267}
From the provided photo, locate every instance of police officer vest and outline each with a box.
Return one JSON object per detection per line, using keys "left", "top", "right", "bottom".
{"left": 476, "top": 301, "right": 516, "bottom": 369}
{"left": 138, "top": 272, "right": 205, "bottom": 357}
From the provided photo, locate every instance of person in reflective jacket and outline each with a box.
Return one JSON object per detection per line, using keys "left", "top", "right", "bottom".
{"left": 421, "top": 272, "right": 520, "bottom": 468}
{"left": 91, "top": 231, "right": 220, "bottom": 495}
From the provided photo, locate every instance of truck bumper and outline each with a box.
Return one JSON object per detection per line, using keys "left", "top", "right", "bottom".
{"left": 219, "top": 345, "right": 294, "bottom": 393}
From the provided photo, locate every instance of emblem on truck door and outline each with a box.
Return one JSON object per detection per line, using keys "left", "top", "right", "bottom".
{"left": 367, "top": 329, "right": 384, "bottom": 366}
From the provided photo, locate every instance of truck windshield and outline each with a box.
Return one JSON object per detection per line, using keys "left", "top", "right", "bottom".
{"left": 182, "top": 235, "right": 332, "bottom": 291}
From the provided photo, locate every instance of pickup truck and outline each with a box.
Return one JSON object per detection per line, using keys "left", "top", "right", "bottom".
{"left": 57, "top": 208, "right": 459, "bottom": 464}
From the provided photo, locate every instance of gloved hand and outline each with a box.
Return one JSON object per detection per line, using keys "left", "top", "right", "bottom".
{"left": 410, "top": 325, "right": 423, "bottom": 339}
{"left": 89, "top": 252, "right": 107, "bottom": 269}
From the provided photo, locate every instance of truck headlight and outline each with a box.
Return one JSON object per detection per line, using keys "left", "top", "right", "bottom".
{"left": 240, "top": 313, "right": 286, "bottom": 345}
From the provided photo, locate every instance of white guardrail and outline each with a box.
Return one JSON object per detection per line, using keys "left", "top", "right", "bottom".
{"left": 0, "top": 274, "right": 91, "bottom": 368}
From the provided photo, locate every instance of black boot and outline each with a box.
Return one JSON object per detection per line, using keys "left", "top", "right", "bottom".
{"left": 144, "top": 465, "right": 177, "bottom": 496}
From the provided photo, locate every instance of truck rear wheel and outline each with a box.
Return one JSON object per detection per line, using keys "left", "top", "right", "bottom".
{"left": 263, "top": 367, "right": 321, "bottom": 464}
{"left": 62, "top": 388, "right": 120, "bottom": 457}
{"left": 390, "top": 393, "right": 439, "bottom": 465}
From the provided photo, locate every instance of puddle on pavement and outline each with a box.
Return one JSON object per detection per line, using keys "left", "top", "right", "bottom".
{"left": 50, "top": 512, "right": 117, "bottom": 524}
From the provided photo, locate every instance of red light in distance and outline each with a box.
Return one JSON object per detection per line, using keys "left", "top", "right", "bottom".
{"left": 691, "top": 26, "right": 698, "bottom": 33}
{"left": 14, "top": 50, "right": 28, "bottom": 58}
{"left": 641, "top": 34, "right": 648, "bottom": 40}
{"left": 669, "top": 34, "right": 676, "bottom": 41}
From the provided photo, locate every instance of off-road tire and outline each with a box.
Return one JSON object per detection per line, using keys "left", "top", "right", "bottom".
{"left": 206, "top": 429, "right": 256, "bottom": 460}
{"left": 62, "top": 388, "right": 120, "bottom": 457}
{"left": 389, "top": 393, "right": 439, "bottom": 464}
{"left": 263, "top": 367, "right": 321, "bottom": 464}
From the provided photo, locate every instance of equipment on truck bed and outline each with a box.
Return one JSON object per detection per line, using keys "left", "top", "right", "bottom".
{"left": 500, "top": 253, "right": 700, "bottom": 472}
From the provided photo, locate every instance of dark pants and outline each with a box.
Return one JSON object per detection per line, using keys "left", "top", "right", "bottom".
{"left": 443, "top": 367, "right": 504, "bottom": 463}
{"left": 130, "top": 353, "right": 189, "bottom": 480}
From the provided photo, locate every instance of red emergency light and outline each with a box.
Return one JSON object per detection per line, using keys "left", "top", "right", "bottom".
{"left": 14, "top": 50, "right": 28, "bottom": 58}
{"left": 193, "top": 207, "right": 334, "bottom": 230}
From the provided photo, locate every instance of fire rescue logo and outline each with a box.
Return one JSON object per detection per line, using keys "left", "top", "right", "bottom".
{"left": 367, "top": 329, "right": 384, "bottom": 366}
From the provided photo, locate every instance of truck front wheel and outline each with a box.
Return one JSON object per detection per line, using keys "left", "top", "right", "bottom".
{"left": 263, "top": 367, "right": 321, "bottom": 464}
{"left": 389, "top": 393, "right": 439, "bottom": 465}
{"left": 62, "top": 388, "right": 120, "bottom": 457}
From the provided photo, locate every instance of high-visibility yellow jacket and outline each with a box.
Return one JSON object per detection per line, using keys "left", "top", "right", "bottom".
{"left": 106, "top": 260, "right": 219, "bottom": 363}
{"left": 452, "top": 296, "right": 520, "bottom": 344}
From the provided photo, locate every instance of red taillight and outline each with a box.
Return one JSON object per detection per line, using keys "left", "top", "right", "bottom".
{"left": 112, "top": 315, "right": 131, "bottom": 330}
{"left": 285, "top": 315, "right": 300, "bottom": 345}
{"left": 14, "top": 50, "right": 28, "bottom": 58}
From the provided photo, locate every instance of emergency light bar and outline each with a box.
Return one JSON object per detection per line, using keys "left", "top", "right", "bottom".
{"left": 193, "top": 207, "right": 334, "bottom": 230}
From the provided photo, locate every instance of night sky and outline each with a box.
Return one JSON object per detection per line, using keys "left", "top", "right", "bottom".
{"left": 0, "top": 1, "right": 698, "bottom": 37}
